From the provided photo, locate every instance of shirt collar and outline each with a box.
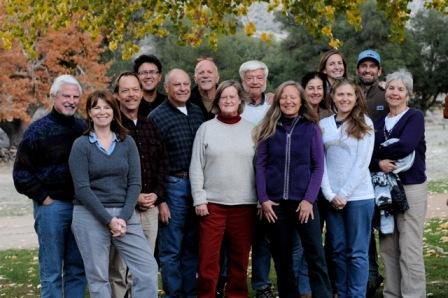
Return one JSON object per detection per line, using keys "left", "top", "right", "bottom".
{"left": 88, "top": 131, "right": 119, "bottom": 144}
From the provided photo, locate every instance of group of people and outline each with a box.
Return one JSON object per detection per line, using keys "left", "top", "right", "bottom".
{"left": 13, "top": 48, "right": 427, "bottom": 298}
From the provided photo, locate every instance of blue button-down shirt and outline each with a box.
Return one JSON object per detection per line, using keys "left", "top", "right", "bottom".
{"left": 88, "top": 131, "right": 119, "bottom": 155}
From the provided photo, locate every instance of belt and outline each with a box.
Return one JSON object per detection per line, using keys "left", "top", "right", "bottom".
{"left": 170, "top": 171, "right": 189, "bottom": 179}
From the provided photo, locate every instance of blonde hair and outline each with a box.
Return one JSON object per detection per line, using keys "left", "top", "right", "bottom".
{"left": 254, "top": 81, "right": 318, "bottom": 145}
{"left": 329, "top": 79, "right": 372, "bottom": 139}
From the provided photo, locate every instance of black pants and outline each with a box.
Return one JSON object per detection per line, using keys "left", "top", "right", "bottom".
{"left": 266, "top": 201, "right": 332, "bottom": 298}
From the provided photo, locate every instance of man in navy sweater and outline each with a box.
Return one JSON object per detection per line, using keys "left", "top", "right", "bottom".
{"left": 13, "top": 75, "right": 86, "bottom": 298}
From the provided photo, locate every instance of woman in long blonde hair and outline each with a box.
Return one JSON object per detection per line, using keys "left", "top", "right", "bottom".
{"left": 320, "top": 79, "right": 375, "bottom": 297}
{"left": 254, "top": 81, "right": 331, "bottom": 298}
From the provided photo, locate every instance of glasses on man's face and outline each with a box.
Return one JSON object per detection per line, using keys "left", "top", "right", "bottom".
{"left": 138, "top": 70, "right": 159, "bottom": 77}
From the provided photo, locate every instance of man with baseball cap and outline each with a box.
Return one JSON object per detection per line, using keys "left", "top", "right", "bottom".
{"left": 357, "top": 49, "right": 389, "bottom": 122}
{"left": 356, "top": 49, "right": 387, "bottom": 296}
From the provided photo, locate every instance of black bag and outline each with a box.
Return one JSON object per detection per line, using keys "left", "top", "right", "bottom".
{"left": 390, "top": 174, "right": 409, "bottom": 213}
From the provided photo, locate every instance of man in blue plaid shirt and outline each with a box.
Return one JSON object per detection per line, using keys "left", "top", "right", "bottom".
{"left": 149, "top": 68, "right": 204, "bottom": 297}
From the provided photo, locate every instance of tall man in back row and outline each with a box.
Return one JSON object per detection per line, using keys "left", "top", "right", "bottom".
{"left": 356, "top": 49, "right": 388, "bottom": 297}
{"left": 134, "top": 54, "right": 167, "bottom": 117}
{"left": 13, "top": 75, "right": 87, "bottom": 297}
{"left": 149, "top": 68, "right": 204, "bottom": 297}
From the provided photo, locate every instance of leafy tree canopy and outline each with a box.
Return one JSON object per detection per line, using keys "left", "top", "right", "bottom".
{"left": 1, "top": 0, "right": 447, "bottom": 59}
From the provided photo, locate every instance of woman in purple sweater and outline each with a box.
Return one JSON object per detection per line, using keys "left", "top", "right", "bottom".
{"left": 254, "top": 81, "right": 331, "bottom": 298}
{"left": 370, "top": 70, "right": 427, "bottom": 298}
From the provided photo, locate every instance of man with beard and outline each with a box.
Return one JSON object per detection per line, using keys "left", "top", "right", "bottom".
{"left": 134, "top": 54, "right": 167, "bottom": 117}
{"left": 357, "top": 49, "right": 389, "bottom": 122}
{"left": 190, "top": 58, "right": 220, "bottom": 120}
{"left": 356, "top": 49, "right": 387, "bottom": 297}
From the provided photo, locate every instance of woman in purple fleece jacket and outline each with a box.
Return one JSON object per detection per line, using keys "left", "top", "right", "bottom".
{"left": 254, "top": 81, "right": 331, "bottom": 298}
{"left": 370, "top": 70, "right": 427, "bottom": 298}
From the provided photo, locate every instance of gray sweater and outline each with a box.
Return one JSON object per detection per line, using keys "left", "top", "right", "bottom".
{"left": 69, "top": 135, "right": 141, "bottom": 225}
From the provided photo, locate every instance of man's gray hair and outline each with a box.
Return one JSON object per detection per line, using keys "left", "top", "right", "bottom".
{"left": 50, "top": 75, "right": 82, "bottom": 97}
{"left": 239, "top": 60, "right": 269, "bottom": 80}
{"left": 386, "top": 69, "right": 413, "bottom": 97}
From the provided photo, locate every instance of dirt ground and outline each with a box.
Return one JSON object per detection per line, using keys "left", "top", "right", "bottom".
{"left": 1, "top": 111, "right": 447, "bottom": 250}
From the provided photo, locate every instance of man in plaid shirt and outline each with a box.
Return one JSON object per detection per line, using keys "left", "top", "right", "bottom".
{"left": 109, "top": 71, "right": 169, "bottom": 297}
{"left": 149, "top": 68, "right": 204, "bottom": 297}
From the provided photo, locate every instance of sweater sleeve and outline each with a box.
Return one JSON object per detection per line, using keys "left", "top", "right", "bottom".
{"left": 189, "top": 124, "right": 208, "bottom": 206}
{"left": 69, "top": 138, "right": 113, "bottom": 225}
{"left": 377, "top": 110, "right": 424, "bottom": 160}
{"left": 338, "top": 119, "right": 375, "bottom": 199}
{"left": 255, "top": 139, "right": 269, "bottom": 203}
{"left": 119, "top": 137, "right": 142, "bottom": 221}
{"left": 303, "top": 125, "right": 324, "bottom": 203}
{"left": 13, "top": 133, "right": 49, "bottom": 203}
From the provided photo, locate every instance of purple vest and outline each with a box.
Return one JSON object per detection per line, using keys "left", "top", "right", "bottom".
{"left": 265, "top": 118, "right": 315, "bottom": 201}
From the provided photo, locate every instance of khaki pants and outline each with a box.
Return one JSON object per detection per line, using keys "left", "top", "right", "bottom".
{"left": 109, "top": 207, "right": 159, "bottom": 298}
{"left": 380, "top": 182, "right": 427, "bottom": 298}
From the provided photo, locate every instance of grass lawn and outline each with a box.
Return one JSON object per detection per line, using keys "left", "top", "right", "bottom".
{"left": 1, "top": 219, "right": 447, "bottom": 297}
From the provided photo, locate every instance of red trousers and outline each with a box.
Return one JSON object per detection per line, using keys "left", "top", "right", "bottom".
{"left": 197, "top": 203, "right": 256, "bottom": 298}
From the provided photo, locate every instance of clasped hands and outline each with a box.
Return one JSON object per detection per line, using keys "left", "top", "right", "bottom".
{"left": 108, "top": 217, "right": 126, "bottom": 237}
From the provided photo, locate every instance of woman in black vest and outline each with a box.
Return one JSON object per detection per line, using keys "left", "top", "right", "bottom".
{"left": 254, "top": 81, "right": 331, "bottom": 298}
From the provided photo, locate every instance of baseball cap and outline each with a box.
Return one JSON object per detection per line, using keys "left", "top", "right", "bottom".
{"left": 357, "top": 49, "right": 381, "bottom": 66}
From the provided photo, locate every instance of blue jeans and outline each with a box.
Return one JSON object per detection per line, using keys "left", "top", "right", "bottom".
{"left": 251, "top": 218, "right": 272, "bottom": 290}
{"left": 292, "top": 232, "right": 311, "bottom": 295}
{"left": 326, "top": 199, "right": 374, "bottom": 298}
{"left": 34, "top": 200, "right": 86, "bottom": 298}
{"left": 158, "top": 176, "right": 198, "bottom": 297}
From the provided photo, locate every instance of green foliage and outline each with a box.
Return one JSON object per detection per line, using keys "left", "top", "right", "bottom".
{"left": 0, "top": 249, "right": 39, "bottom": 296}
{"left": 428, "top": 180, "right": 448, "bottom": 194}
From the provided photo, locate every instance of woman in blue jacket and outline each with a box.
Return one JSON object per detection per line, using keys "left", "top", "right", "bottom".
{"left": 254, "top": 81, "right": 331, "bottom": 298}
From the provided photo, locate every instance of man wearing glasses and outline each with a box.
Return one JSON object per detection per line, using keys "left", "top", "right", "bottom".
{"left": 134, "top": 54, "right": 167, "bottom": 117}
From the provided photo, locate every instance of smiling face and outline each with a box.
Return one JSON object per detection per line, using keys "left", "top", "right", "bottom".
{"left": 194, "top": 60, "right": 219, "bottom": 92}
{"left": 137, "top": 62, "right": 162, "bottom": 92}
{"left": 357, "top": 60, "right": 381, "bottom": 85}
{"left": 116, "top": 75, "right": 142, "bottom": 114}
{"left": 88, "top": 98, "right": 113, "bottom": 129}
{"left": 165, "top": 70, "right": 191, "bottom": 107}
{"left": 53, "top": 84, "right": 81, "bottom": 116}
{"left": 242, "top": 68, "right": 266, "bottom": 100}
{"left": 304, "top": 77, "right": 324, "bottom": 108}
{"left": 279, "top": 85, "right": 302, "bottom": 118}
{"left": 332, "top": 83, "right": 357, "bottom": 119}
{"left": 323, "top": 54, "right": 345, "bottom": 81}
{"left": 218, "top": 86, "right": 241, "bottom": 117}
{"left": 385, "top": 79, "right": 409, "bottom": 110}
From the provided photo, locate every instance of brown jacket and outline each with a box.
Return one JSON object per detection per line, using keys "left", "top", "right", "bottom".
{"left": 444, "top": 95, "right": 448, "bottom": 119}
{"left": 361, "top": 81, "right": 389, "bottom": 123}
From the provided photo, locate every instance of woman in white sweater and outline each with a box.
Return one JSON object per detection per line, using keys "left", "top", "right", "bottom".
{"left": 189, "top": 80, "right": 257, "bottom": 297}
{"left": 320, "top": 79, "right": 375, "bottom": 298}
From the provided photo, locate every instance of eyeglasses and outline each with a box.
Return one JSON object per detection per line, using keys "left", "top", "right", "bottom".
{"left": 138, "top": 70, "right": 159, "bottom": 77}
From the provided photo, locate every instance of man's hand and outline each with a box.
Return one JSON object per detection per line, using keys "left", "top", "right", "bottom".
{"left": 42, "top": 196, "right": 55, "bottom": 206}
{"left": 296, "top": 200, "right": 314, "bottom": 224}
{"left": 195, "top": 204, "right": 209, "bottom": 216}
{"left": 159, "top": 202, "right": 171, "bottom": 224}
{"left": 137, "top": 193, "right": 158, "bottom": 210}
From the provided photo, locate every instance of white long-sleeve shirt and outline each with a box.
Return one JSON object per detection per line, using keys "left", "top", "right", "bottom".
{"left": 319, "top": 115, "right": 375, "bottom": 202}
{"left": 189, "top": 118, "right": 257, "bottom": 206}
